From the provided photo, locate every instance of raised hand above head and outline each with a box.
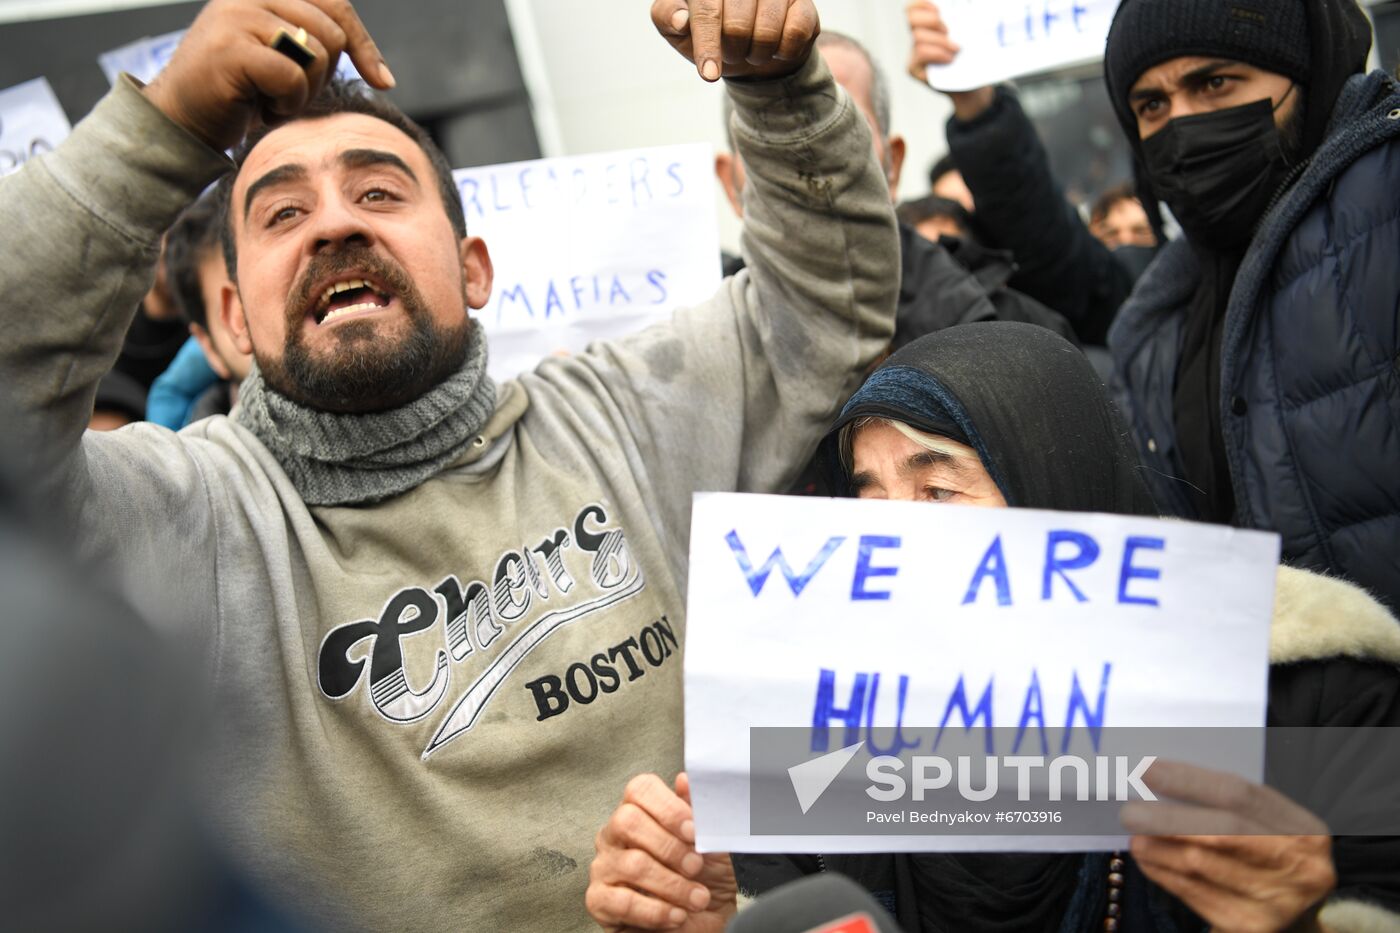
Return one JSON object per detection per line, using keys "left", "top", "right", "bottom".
{"left": 652, "top": 0, "right": 820, "bottom": 83}
{"left": 905, "top": 0, "right": 957, "bottom": 75}
{"left": 143, "top": 0, "right": 394, "bottom": 152}
{"left": 904, "top": 0, "right": 993, "bottom": 120}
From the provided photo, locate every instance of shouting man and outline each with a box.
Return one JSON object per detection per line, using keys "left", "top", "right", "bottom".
{"left": 0, "top": 0, "right": 897, "bottom": 929}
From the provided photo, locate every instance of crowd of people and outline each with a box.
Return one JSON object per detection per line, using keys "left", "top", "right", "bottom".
{"left": 0, "top": 0, "right": 1397, "bottom": 930}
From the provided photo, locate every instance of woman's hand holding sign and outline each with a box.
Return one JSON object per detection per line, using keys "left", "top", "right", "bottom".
{"left": 1122, "top": 760, "right": 1336, "bottom": 933}
{"left": 587, "top": 773, "right": 738, "bottom": 932}
{"left": 652, "top": 0, "right": 820, "bottom": 83}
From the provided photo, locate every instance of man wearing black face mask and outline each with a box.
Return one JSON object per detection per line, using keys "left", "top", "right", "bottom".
{"left": 1105, "top": 0, "right": 1400, "bottom": 613}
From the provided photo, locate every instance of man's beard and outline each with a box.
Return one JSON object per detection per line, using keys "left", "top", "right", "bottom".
{"left": 256, "top": 246, "right": 471, "bottom": 414}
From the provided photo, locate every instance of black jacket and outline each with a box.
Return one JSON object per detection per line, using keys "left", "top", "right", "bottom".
{"left": 946, "top": 88, "right": 1135, "bottom": 346}
{"left": 1109, "top": 71, "right": 1400, "bottom": 613}
{"left": 724, "top": 224, "right": 1075, "bottom": 354}
{"left": 894, "top": 225, "right": 1076, "bottom": 350}
{"left": 785, "top": 228, "right": 1077, "bottom": 497}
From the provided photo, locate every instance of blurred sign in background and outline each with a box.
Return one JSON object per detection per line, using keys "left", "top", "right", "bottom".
{"left": 454, "top": 143, "right": 721, "bottom": 381}
{"left": 3, "top": 0, "right": 1399, "bottom": 251}
{"left": 0, "top": 76, "right": 69, "bottom": 177}
{"left": 0, "top": 0, "right": 541, "bottom": 174}
{"left": 923, "top": 0, "right": 1121, "bottom": 92}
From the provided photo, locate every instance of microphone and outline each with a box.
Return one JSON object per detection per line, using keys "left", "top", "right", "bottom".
{"left": 725, "top": 873, "right": 902, "bottom": 933}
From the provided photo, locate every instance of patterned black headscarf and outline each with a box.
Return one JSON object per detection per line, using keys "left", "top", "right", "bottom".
{"left": 823, "top": 322, "right": 1158, "bottom": 517}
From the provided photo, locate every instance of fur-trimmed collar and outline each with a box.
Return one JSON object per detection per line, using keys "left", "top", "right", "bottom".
{"left": 1320, "top": 897, "right": 1400, "bottom": 933}
{"left": 1270, "top": 565, "right": 1400, "bottom": 666}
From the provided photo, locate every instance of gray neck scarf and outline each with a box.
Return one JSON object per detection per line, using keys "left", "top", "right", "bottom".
{"left": 235, "top": 324, "right": 497, "bottom": 507}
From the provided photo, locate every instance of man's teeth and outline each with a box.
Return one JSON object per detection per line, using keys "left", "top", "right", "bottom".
{"left": 320, "top": 301, "right": 383, "bottom": 325}
{"left": 319, "top": 278, "right": 374, "bottom": 309}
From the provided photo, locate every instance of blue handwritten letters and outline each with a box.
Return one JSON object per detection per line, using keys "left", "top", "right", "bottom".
{"left": 925, "top": 0, "right": 1122, "bottom": 93}
{"left": 451, "top": 143, "right": 721, "bottom": 381}
{"left": 461, "top": 159, "right": 683, "bottom": 324}
{"left": 993, "top": 1, "right": 1092, "bottom": 47}
{"left": 684, "top": 495, "right": 1281, "bottom": 853}
{"left": 726, "top": 526, "right": 1166, "bottom": 609}
{"left": 725, "top": 531, "right": 846, "bottom": 597}
{"left": 457, "top": 157, "right": 686, "bottom": 220}
{"left": 493, "top": 270, "right": 670, "bottom": 325}
{"left": 725, "top": 517, "right": 1160, "bottom": 752}
{"left": 1118, "top": 537, "right": 1166, "bottom": 606}
{"left": 851, "top": 536, "right": 901, "bottom": 601}
{"left": 810, "top": 664, "right": 1112, "bottom": 755}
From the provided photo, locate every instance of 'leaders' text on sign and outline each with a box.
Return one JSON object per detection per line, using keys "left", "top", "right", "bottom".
{"left": 452, "top": 143, "right": 722, "bottom": 381}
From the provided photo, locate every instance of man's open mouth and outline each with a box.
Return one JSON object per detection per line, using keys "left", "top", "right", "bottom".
{"left": 312, "top": 276, "right": 394, "bottom": 326}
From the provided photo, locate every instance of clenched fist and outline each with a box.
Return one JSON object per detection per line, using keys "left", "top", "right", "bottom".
{"left": 652, "top": 0, "right": 820, "bottom": 83}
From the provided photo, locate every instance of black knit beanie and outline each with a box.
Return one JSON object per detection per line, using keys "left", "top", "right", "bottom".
{"left": 1105, "top": 0, "right": 1311, "bottom": 112}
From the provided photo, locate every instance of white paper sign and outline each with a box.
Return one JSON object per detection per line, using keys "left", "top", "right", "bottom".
{"left": 684, "top": 493, "right": 1280, "bottom": 854}
{"left": 99, "top": 29, "right": 186, "bottom": 86}
{"left": 452, "top": 143, "right": 722, "bottom": 381}
{"left": 0, "top": 78, "right": 71, "bottom": 178}
{"left": 925, "top": 0, "right": 1122, "bottom": 91}
{"left": 100, "top": 30, "right": 363, "bottom": 86}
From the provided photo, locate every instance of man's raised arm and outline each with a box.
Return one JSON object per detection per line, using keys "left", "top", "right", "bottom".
{"left": 0, "top": 0, "right": 390, "bottom": 484}
{"left": 0, "top": 81, "right": 226, "bottom": 476}
{"left": 532, "top": 0, "right": 899, "bottom": 561}
{"left": 905, "top": 0, "right": 1132, "bottom": 344}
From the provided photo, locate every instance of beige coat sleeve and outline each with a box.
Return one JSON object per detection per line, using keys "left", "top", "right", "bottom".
{"left": 522, "top": 52, "right": 900, "bottom": 578}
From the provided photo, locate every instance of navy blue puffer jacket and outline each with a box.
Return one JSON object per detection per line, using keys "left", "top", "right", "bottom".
{"left": 1110, "top": 70, "right": 1400, "bottom": 612}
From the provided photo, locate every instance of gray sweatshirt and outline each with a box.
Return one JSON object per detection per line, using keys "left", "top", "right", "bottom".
{"left": 0, "top": 54, "right": 897, "bottom": 931}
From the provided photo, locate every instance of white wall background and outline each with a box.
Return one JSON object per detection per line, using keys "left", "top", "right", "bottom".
{"left": 506, "top": 0, "right": 955, "bottom": 254}
{"left": 7, "top": 0, "right": 1395, "bottom": 249}
{"left": 0, "top": 0, "right": 953, "bottom": 255}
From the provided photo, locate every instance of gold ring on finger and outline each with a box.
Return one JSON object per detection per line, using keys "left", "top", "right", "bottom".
{"left": 270, "top": 25, "right": 318, "bottom": 68}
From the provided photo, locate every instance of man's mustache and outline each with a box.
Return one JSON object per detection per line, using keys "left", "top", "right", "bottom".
{"left": 286, "top": 247, "right": 418, "bottom": 324}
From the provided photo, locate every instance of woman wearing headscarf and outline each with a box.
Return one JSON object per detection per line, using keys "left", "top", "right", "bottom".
{"left": 584, "top": 324, "right": 1400, "bottom": 933}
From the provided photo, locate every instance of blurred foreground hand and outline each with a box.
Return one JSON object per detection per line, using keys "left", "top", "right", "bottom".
{"left": 1122, "top": 760, "right": 1335, "bottom": 933}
